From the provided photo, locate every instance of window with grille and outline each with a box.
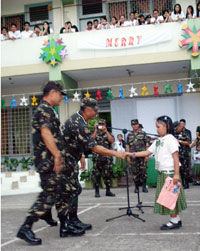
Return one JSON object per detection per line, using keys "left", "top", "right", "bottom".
{"left": 29, "top": 5, "right": 49, "bottom": 22}
{"left": 82, "top": 0, "right": 103, "bottom": 15}
{"left": 1, "top": 107, "right": 32, "bottom": 156}
{"left": 108, "top": 1, "right": 128, "bottom": 20}
{"left": 4, "top": 15, "right": 25, "bottom": 31}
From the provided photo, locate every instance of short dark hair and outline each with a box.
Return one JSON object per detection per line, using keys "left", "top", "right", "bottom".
{"left": 11, "top": 23, "right": 17, "bottom": 27}
{"left": 153, "top": 9, "right": 159, "bottom": 13}
{"left": 1, "top": 26, "right": 8, "bottom": 32}
{"left": 117, "top": 134, "right": 123, "bottom": 137}
{"left": 24, "top": 21, "right": 30, "bottom": 26}
{"left": 65, "top": 21, "right": 72, "bottom": 25}
{"left": 87, "top": 21, "right": 92, "bottom": 25}
{"left": 180, "top": 119, "right": 186, "bottom": 123}
{"left": 34, "top": 25, "right": 41, "bottom": 30}
{"left": 157, "top": 116, "right": 174, "bottom": 134}
{"left": 93, "top": 19, "right": 98, "bottom": 23}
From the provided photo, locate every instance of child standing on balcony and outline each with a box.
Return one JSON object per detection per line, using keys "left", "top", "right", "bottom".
{"left": 171, "top": 4, "right": 185, "bottom": 22}
{"left": 126, "top": 115, "right": 187, "bottom": 230}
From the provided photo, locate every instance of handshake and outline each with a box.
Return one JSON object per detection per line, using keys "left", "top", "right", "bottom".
{"left": 115, "top": 151, "right": 133, "bottom": 159}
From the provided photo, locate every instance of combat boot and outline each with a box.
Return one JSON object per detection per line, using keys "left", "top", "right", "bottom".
{"left": 59, "top": 215, "right": 85, "bottom": 237}
{"left": 106, "top": 186, "right": 115, "bottom": 197}
{"left": 16, "top": 217, "right": 42, "bottom": 245}
{"left": 69, "top": 212, "right": 92, "bottom": 231}
{"left": 95, "top": 185, "right": 100, "bottom": 198}
{"left": 40, "top": 210, "right": 57, "bottom": 226}
{"left": 142, "top": 181, "right": 148, "bottom": 193}
{"left": 184, "top": 182, "right": 189, "bottom": 189}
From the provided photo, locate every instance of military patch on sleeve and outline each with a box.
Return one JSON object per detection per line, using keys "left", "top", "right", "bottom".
{"left": 85, "top": 128, "right": 90, "bottom": 134}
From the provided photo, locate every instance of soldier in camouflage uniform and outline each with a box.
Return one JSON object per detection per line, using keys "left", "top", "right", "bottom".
{"left": 92, "top": 119, "right": 115, "bottom": 198}
{"left": 174, "top": 119, "right": 192, "bottom": 189}
{"left": 127, "top": 119, "right": 150, "bottom": 193}
{"left": 17, "top": 82, "right": 84, "bottom": 246}
{"left": 62, "top": 98, "right": 125, "bottom": 231}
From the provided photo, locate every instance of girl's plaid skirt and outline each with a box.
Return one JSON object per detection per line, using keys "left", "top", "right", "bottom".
{"left": 192, "top": 164, "right": 200, "bottom": 175}
{"left": 154, "top": 172, "right": 187, "bottom": 215}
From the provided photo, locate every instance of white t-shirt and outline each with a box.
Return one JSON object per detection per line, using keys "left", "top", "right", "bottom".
{"left": 21, "top": 30, "right": 33, "bottom": 38}
{"left": 148, "top": 134, "right": 179, "bottom": 172}
{"left": 128, "top": 20, "right": 138, "bottom": 26}
{"left": 194, "top": 151, "right": 200, "bottom": 164}
{"left": 110, "top": 24, "right": 117, "bottom": 29}
{"left": 114, "top": 141, "right": 125, "bottom": 152}
{"left": 171, "top": 11, "right": 185, "bottom": 21}
{"left": 63, "top": 28, "right": 76, "bottom": 33}
{"left": 151, "top": 16, "right": 164, "bottom": 24}
{"left": 1, "top": 34, "right": 8, "bottom": 41}
{"left": 119, "top": 21, "right": 130, "bottom": 27}
{"left": 8, "top": 30, "right": 21, "bottom": 39}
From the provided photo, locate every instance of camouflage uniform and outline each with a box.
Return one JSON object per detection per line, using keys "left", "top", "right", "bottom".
{"left": 92, "top": 130, "right": 114, "bottom": 188}
{"left": 174, "top": 128, "right": 192, "bottom": 186}
{"left": 62, "top": 112, "right": 97, "bottom": 215}
{"left": 27, "top": 100, "right": 69, "bottom": 220}
{"left": 127, "top": 130, "right": 149, "bottom": 185}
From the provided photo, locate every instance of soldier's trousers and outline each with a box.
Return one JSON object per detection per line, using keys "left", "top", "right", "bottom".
{"left": 131, "top": 157, "right": 147, "bottom": 185}
{"left": 92, "top": 159, "right": 113, "bottom": 188}
{"left": 179, "top": 156, "right": 191, "bottom": 185}
{"left": 27, "top": 173, "right": 71, "bottom": 221}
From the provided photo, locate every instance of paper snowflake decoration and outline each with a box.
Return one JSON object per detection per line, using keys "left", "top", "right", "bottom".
{"left": 186, "top": 81, "right": 196, "bottom": 92}
{"left": 178, "top": 24, "right": 200, "bottom": 57}
{"left": 73, "top": 91, "right": 80, "bottom": 102}
{"left": 129, "top": 86, "right": 138, "bottom": 97}
{"left": 20, "top": 95, "right": 28, "bottom": 106}
{"left": 40, "top": 38, "right": 67, "bottom": 67}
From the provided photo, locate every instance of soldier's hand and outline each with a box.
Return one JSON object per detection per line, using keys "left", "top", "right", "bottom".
{"left": 145, "top": 156, "right": 149, "bottom": 162}
{"left": 115, "top": 151, "right": 126, "bottom": 159}
{"left": 53, "top": 155, "right": 63, "bottom": 174}
{"left": 127, "top": 157, "right": 131, "bottom": 165}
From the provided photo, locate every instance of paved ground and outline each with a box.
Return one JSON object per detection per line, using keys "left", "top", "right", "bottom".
{"left": 1, "top": 185, "right": 200, "bottom": 251}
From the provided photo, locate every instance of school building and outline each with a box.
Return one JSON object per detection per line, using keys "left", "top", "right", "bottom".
{"left": 1, "top": 0, "right": 200, "bottom": 167}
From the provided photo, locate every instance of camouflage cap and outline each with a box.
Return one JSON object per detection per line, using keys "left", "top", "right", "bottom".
{"left": 80, "top": 98, "right": 98, "bottom": 111}
{"left": 43, "top": 81, "right": 66, "bottom": 96}
{"left": 139, "top": 123, "right": 143, "bottom": 128}
{"left": 131, "top": 119, "right": 139, "bottom": 125}
{"left": 98, "top": 119, "right": 106, "bottom": 124}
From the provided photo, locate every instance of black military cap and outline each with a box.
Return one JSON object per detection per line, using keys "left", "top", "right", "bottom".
{"left": 43, "top": 81, "right": 66, "bottom": 96}
{"left": 80, "top": 98, "right": 98, "bottom": 111}
{"left": 131, "top": 119, "right": 139, "bottom": 125}
{"left": 98, "top": 119, "right": 106, "bottom": 124}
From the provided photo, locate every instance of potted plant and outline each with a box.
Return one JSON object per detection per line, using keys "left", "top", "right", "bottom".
{"left": 80, "top": 168, "right": 94, "bottom": 189}
{"left": 3, "top": 157, "right": 19, "bottom": 172}
{"left": 20, "top": 157, "right": 34, "bottom": 171}
{"left": 112, "top": 163, "right": 125, "bottom": 187}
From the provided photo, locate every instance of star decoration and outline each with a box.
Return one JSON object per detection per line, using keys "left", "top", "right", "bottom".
{"left": 84, "top": 91, "right": 91, "bottom": 98}
{"left": 40, "top": 38, "right": 67, "bottom": 67}
{"left": 141, "top": 86, "right": 149, "bottom": 96}
{"left": 106, "top": 89, "right": 114, "bottom": 100}
{"left": 50, "top": 59, "right": 57, "bottom": 67}
{"left": 50, "top": 48, "right": 56, "bottom": 55}
{"left": 10, "top": 97, "right": 17, "bottom": 108}
{"left": 96, "top": 90, "right": 102, "bottom": 100}
{"left": 178, "top": 24, "right": 200, "bottom": 57}
{"left": 73, "top": 91, "right": 80, "bottom": 102}
{"left": 129, "top": 86, "right": 138, "bottom": 97}
{"left": 64, "top": 95, "right": 68, "bottom": 104}
{"left": 60, "top": 50, "right": 67, "bottom": 58}
{"left": 186, "top": 81, "right": 196, "bottom": 92}
{"left": 31, "top": 96, "right": 38, "bottom": 106}
{"left": 165, "top": 84, "right": 173, "bottom": 94}
{"left": 119, "top": 88, "right": 125, "bottom": 98}
{"left": 20, "top": 95, "right": 28, "bottom": 106}
{"left": 177, "top": 82, "right": 183, "bottom": 94}
{"left": 43, "top": 40, "right": 49, "bottom": 46}
{"left": 1, "top": 99, "right": 6, "bottom": 109}
{"left": 56, "top": 39, "right": 63, "bottom": 45}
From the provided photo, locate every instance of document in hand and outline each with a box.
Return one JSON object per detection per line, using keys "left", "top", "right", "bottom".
{"left": 157, "top": 176, "right": 181, "bottom": 210}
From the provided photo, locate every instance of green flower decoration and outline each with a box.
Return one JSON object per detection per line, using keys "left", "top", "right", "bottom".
{"left": 39, "top": 38, "right": 67, "bottom": 67}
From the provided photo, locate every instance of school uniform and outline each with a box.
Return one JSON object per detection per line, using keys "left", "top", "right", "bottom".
{"left": 148, "top": 134, "right": 187, "bottom": 215}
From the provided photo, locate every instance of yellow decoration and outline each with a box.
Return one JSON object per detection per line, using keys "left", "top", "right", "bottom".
{"left": 31, "top": 96, "right": 38, "bottom": 106}
{"left": 50, "top": 48, "right": 56, "bottom": 55}
{"left": 141, "top": 86, "right": 149, "bottom": 96}
{"left": 84, "top": 91, "right": 91, "bottom": 98}
{"left": 50, "top": 59, "right": 57, "bottom": 67}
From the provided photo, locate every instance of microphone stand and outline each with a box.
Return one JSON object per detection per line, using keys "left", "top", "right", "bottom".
{"left": 106, "top": 127, "right": 145, "bottom": 223}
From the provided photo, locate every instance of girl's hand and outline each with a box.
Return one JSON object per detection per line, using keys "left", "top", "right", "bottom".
{"left": 173, "top": 174, "right": 179, "bottom": 185}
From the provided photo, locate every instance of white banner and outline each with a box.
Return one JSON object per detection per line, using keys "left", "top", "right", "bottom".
{"left": 78, "top": 27, "right": 172, "bottom": 50}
